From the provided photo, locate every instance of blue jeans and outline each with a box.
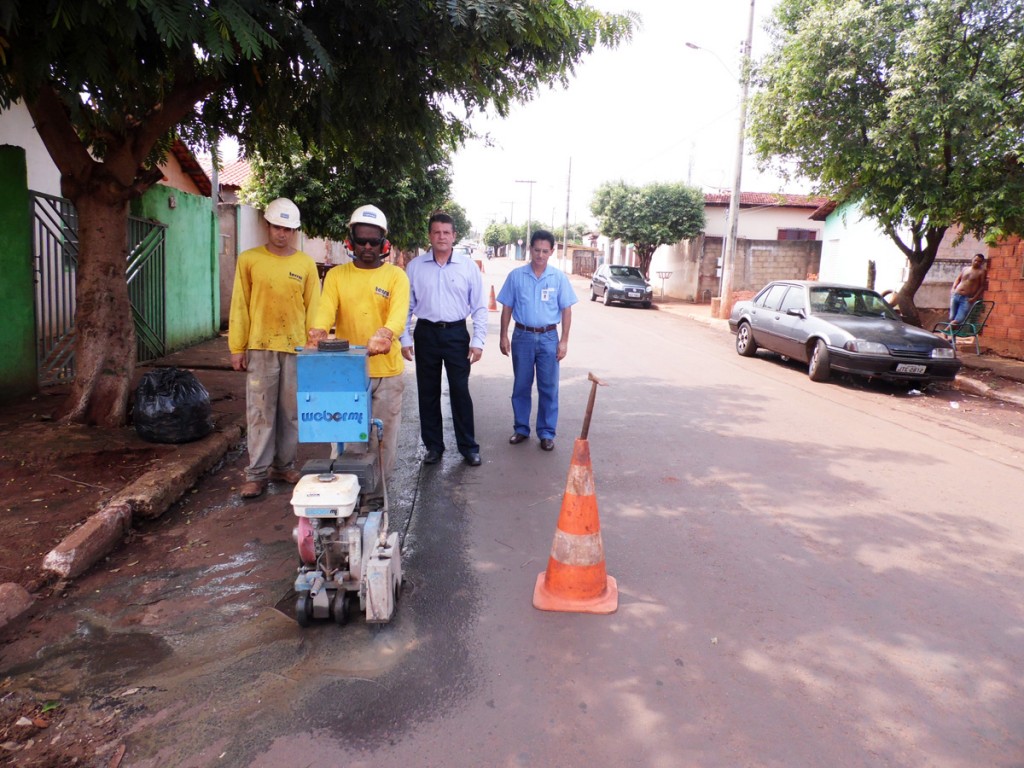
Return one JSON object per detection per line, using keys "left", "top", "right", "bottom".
{"left": 949, "top": 293, "right": 972, "bottom": 325}
{"left": 510, "top": 327, "right": 560, "bottom": 439}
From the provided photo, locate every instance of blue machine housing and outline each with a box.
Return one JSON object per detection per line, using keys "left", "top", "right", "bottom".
{"left": 296, "top": 346, "right": 372, "bottom": 443}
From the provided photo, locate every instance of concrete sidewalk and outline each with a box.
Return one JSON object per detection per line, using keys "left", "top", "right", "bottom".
{"left": 3, "top": 304, "right": 1023, "bottom": 634}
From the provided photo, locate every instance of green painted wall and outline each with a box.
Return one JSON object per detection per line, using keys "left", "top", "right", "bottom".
{"left": 0, "top": 146, "right": 37, "bottom": 399}
{"left": 133, "top": 188, "right": 219, "bottom": 351}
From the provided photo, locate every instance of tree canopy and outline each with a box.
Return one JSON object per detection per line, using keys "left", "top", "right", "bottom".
{"left": 0, "top": 0, "right": 634, "bottom": 425}
{"left": 590, "top": 181, "right": 706, "bottom": 278}
{"left": 242, "top": 146, "right": 454, "bottom": 253}
{"left": 748, "top": 0, "right": 1024, "bottom": 324}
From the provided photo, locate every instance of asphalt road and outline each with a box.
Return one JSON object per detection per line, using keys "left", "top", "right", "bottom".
{"left": 4, "top": 257, "right": 1024, "bottom": 767}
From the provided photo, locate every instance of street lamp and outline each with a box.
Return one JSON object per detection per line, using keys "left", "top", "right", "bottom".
{"left": 683, "top": 42, "right": 735, "bottom": 79}
{"left": 685, "top": 0, "right": 755, "bottom": 320}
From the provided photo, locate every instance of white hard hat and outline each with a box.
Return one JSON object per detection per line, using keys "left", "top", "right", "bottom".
{"left": 349, "top": 204, "right": 388, "bottom": 234}
{"left": 264, "top": 198, "right": 301, "bottom": 229}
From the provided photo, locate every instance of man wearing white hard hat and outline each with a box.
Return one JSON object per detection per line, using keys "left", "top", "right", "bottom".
{"left": 307, "top": 205, "right": 410, "bottom": 485}
{"left": 228, "top": 198, "right": 320, "bottom": 499}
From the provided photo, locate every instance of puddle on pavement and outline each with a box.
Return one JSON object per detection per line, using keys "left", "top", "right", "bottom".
{"left": 4, "top": 619, "right": 172, "bottom": 692}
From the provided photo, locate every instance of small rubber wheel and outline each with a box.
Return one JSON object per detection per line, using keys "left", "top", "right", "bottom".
{"left": 296, "top": 594, "right": 312, "bottom": 627}
{"left": 332, "top": 592, "right": 351, "bottom": 626}
{"left": 590, "top": 288, "right": 597, "bottom": 302}
{"left": 602, "top": 290, "right": 612, "bottom": 306}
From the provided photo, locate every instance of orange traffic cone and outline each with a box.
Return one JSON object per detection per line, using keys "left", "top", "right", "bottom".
{"left": 533, "top": 437, "right": 618, "bottom": 614}
{"left": 488, "top": 285, "right": 498, "bottom": 312}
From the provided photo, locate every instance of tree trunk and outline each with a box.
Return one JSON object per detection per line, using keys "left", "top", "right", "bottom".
{"left": 887, "top": 223, "right": 944, "bottom": 328}
{"left": 636, "top": 246, "right": 655, "bottom": 279}
{"left": 58, "top": 195, "right": 136, "bottom": 427}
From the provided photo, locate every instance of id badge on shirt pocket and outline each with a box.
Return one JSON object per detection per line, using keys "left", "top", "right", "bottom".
{"left": 540, "top": 287, "right": 553, "bottom": 302}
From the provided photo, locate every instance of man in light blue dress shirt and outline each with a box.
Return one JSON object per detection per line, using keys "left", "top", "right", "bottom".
{"left": 401, "top": 212, "right": 487, "bottom": 466}
{"left": 497, "top": 229, "right": 577, "bottom": 452}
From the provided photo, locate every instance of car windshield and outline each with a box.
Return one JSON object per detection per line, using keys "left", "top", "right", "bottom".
{"left": 808, "top": 287, "right": 899, "bottom": 319}
{"left": 609, "top": 266, "right": 643, "bottom": 279}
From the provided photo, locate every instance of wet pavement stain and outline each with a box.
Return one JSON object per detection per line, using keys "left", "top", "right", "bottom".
{"left": 3, "top": 619, "right": 172, "bottom": 689}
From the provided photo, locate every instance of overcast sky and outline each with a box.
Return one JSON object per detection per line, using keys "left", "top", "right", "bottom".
{"left": 450, "top": 0, "right": 805, "bottom": 236}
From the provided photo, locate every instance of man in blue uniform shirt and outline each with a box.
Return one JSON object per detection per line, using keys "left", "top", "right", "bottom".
{"left": 497, "top": 229, "right": 577, "bottom": 451}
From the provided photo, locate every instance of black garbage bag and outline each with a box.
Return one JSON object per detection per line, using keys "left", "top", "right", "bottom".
{"left": 133, "top": 367, "right": 214, "bottom": 443}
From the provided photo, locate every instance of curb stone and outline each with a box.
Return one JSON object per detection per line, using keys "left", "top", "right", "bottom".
{"left": 0, "top": 583, "right": 33, "bottom": 628}
{"left": 956, "top": 376, "right": 1024, "bottom": 408}
{"left": 0, "top": 420, "right": 244, "bottom": 635}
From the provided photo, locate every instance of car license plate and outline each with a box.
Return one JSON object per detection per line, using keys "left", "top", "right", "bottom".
{"left": 896, "top": 363, "right": 926, "bottom": 374}
{"left": 627, "top": 291, "right": 640, "bottom": 298}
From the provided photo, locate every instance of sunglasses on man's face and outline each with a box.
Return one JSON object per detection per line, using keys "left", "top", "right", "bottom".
{"left": 351, "top": 235, "right": 385, "bottom": 247}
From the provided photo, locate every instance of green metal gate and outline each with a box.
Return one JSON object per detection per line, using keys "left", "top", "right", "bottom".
{"left": 31, "top": 192, "right": 167, "bottom": 386}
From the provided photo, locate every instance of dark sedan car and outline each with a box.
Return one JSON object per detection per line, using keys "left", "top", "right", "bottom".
{"left": 728, "top": 280, "right": 961, "bottom": 384}
{"left": 590, "top": 264, "right": 653, "bottom": 308}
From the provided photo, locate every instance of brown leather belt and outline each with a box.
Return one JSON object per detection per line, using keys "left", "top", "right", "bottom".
{"left": 515, "top": 322, "right": 557, "bottom": 333}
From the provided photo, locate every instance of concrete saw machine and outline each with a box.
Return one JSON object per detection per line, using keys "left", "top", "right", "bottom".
{"left": 291, "top": 341, "right": 402, "bottom": 626}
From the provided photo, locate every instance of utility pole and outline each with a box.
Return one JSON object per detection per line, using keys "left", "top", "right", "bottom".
{"left": 563, "top": 158, "right": 572, "bottom": 272}
{"left": 516, "top": 179, "right": 536, "bottom": 251}
{"left": 718, "top": 0, "right": 756, "bottom": 320}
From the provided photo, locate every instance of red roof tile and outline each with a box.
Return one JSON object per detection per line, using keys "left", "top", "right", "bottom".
{"left": 197, "top": 157, "right": 252, "bottom": 189}
{"left": 704, "top": 191, "right": 831, "bottom": 209}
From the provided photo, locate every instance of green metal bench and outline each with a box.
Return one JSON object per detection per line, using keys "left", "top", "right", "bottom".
{"left": 932, "top": 300, "right": 995, "bottom": 355}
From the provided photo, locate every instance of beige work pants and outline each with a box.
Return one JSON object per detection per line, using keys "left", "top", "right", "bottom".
{"left": 330, "top": 373, "right": 405, "bottom": 481}
{"left": 244, "top": 350, "right": 298, "bottom": 482}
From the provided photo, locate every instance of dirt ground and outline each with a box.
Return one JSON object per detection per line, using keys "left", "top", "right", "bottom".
{"left": 0, "top": 366, "right": 245, "bottom": 767}
{"left": 0, "top": 388, "right": 177, "bottom": 595}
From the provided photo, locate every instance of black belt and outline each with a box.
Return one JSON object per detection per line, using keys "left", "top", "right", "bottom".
{"left": 418, "top": 318, "right": 465, "bottom": 328}
{"left": 515, "top": 322, "right": 557, "bottom": 333}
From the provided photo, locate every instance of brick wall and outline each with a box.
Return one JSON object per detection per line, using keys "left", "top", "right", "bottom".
{"left": 983, "top": 238, "right": 1024, "bottom": 358}
{"left": 731, "top": 239, "right": 822, "bottom": 292}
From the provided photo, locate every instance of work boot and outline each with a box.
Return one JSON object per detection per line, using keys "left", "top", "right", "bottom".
{"left": 269, "top": 468, "right": 302, "bottom": 484}
{"left": 240, "top": 479, "right": 266, "bottom": 499}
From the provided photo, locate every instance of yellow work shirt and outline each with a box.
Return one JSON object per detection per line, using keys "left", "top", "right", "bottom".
{"left": 228, "top": 246, "right": 320, "bottom": 355}
{"left": 315, "top": 262, "right": 410, "bottom": 378}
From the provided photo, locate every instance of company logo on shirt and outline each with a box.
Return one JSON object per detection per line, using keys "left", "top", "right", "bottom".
{"left": 375, "top": 286, "right": 391, "bottom": 299}
{"left": 289, "top": 272, "right": 303, "bottom": 282}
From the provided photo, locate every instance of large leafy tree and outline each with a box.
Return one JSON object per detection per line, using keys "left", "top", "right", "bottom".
{"left": 749, "top": 0, "right": 1024, "bottom": 325}
{"left": 590, "top": 181, "right": 706, "bottom": 278}
{"left": 0, "top": 1, "right": 633, "bottom": 426}
{"left": 243, "top": 146, "right": 453, "bottom": 252}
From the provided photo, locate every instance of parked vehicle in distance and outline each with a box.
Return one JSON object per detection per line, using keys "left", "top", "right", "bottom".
{"left": 728, "top": 280, "right": 962, "bottom": 385}
{"left": 590, "top": 264, "right": 654, "bottom": 308}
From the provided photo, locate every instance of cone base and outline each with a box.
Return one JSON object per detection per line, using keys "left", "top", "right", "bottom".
{"left": 532, "top": 573, "right": 618, "bottom": 614}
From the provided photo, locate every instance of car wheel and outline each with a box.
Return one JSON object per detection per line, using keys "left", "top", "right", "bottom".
{"left": 808, "top": 339, "right": 831, "bottom": 382}
{"left": 735, "top": 321, "right": 758, "bottom": 357}
{"left": 602, "top": 290, "right": 612, "bottom": 306}
{"left": 590, "top": 287, "right": 597, "bottom": 302}
{"left": 642, "top": 300, "right": 652, "bottom": 309}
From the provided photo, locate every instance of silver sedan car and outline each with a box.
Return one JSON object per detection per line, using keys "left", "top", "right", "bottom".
{"left": 728, "top": 281, "right": 961, "bottom": 384}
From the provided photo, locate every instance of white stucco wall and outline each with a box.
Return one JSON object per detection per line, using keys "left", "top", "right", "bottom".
{"left": 0, "top": 102, "right": 61, "bottom": 196}
{"left": 818, "top": 202, "right": 908, "bottom": 291}
{"left": 705, "top": 205, "right": 823, "bottom": 240}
